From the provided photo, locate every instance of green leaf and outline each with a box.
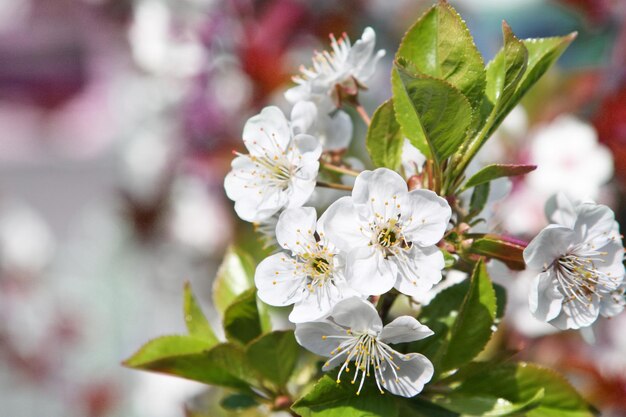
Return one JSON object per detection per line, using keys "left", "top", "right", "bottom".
{"left": 220, "top": 393, "right": 258, "bottom": 410}
{"left": 213, "top": 245, "right": 256, "bottom": 315}
{"left": 432, "top": 387, "right": 544, "bottom": 416}
{"left": 123, "top": 335, "right": 214, "bottom": 366}
{"left": 485, "top": 22, "right": 529, "bottom": 122}
{"left": 366, "top": 99, "right": 404, "bottom": 170}
{"left": 123, "top": 337, "right": 255, "bottom": 391}
{"left": 410, "top": 260, "right": 497, "bottom": 375}
{"left": 467, "top": 234, "right": 527, "bottom": 271}
{"left": 398, "top": 397, "right": 460, "bottom": 417}
{"left": 396, "top": 1, "right": 486, "bottom": 109}
{"left": 494, "top": 283, "right": 508, "bottom": 320}
{"left": 392, "top": 66, "right": 473, "bottom": 164}
{"left": 463, "top": 164, "right": 537, "bottom": 190}
{"left": 439, "top": 362, "right": 596, "bottom": 417}
{"left": 184, "top": 282, "right": 219, "bottom": 345}
{"left": 223, "top": 288, "right": 262, "bottom": 345}
{"left": 442, "top": 259, "right": 497, "bottom": 371}
{"left": 391, "top": 69, "right": 430, "bottom": 157}
{"left": 469, "top": 182, "right": 490, "bottom": 216}
{"left": 483, "top": 27, "right": 575, "bottom": 143}
{"left": 291, "top": 375, "right": 398, "bottom": 417}
{"left": 246, "top": 330, "right": 300, "bottom": 388}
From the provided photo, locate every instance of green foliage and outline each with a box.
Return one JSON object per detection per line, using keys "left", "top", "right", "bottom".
{"left": 396, "top": 1, "right": 485, "bottom": 110}
{"left": 467, "top": 235, "right": 527, "bottom": 271}
{"left": 124, "top": 338, "right": 255, "bottom": 391}
{"left": 213, "top": 245, "right": 256, "bottom": 315}
{"left": 246, "top": 330, "right": 300, "bottom": 388}
{"left": 366, "top": 100, "right": 404, "bottom": 170}
{"left": 223, "top": 288, "right": 263, "bottom": 345}
{"left": 450, "top": 24, "right": 575, "bottom": 180}
{"left": 392, "top": 66, "right": 473, "bottom": 165}
{"left": 469, "top": 182, "right": 490, "bottom": 217}
{"left": 431, "top": 362, "right": 597, "bottom": 417}
{"left": 221, "top": 393, "right": 259, "bottom": 410}
{"left": 291, "top": 375, "right": 399, "bottom": 417}
{"left": 184, "top": 282, "right": 219, "bottom": 344}
{"left": 409, "top": 259, "right": 497, "bottom": 376}
{"left": 463, "top": 164, "right": 537, "bottom": 190}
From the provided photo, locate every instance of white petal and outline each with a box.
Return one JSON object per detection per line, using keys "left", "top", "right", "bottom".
{"left": 253, "top": 186, "right": 289, "bottom": 220}
{"left": 552, "top": 298, "right": 600, "bottom": 330}
{"left": 275, "top": 207, "right": 318, "bottom": 254}
{"left": 352, "top": 168, "right": 407, "bottom": 211}
{"left": 322, "top": 197, "right": 370, "bottom": 251}
{"left": 380, "top": 316, "right": 433, "bottom": 344}
{"left": 545, "top": 192, "right": 576, "bottom": 228}
{"left": 293, "top": 133, "right": 323, "bottom": 161}
{"left": 290, "top": 101, "right": 318, "bottom": 135}
{"left": 255, "top": 253, "right": 303, "bottom": 307}
{"left": 599, "top": 286, "right": 625, "bottom": 318}
{"left": 330, "top": 297, "right": 382, "bottom": 333}
{"left": 323, "top": 110, "right": 353, "bottom": 150}
{"left": 393, "top": 246, "right": 444, "bottom": 297}
{"left": 574, "top": 202, "right": 616, "bottom": 247}
{"left": 243, "top": 106, "right": 291, "bottom": 157}
{"left": 223, "top": 156, "right": 256, "bottom": 200}
{"left": 596, "top": 240, "right": 626, "bottom": 289}
{"left": 523, "top": 225, "right": 575, "bottom": 270}
{"left": 289, "top": 282, "right": 360, "bottom": 323}
{"left": 347, "top": 247, "right": 397, "bottom": 296}
{"left": 528, "top": 271, "right": 563, "bottom": 322}
{"left": 381, "top": 352, "right": 434, "bottom": 398}
{"left": 295, "top": 321, "right": 346, "bottom": 356}
{"left": 285, "top": 84, "right": 312, "bottom": 104}
{"left": 399, "top": 190, "right": 451, "bottom": 247}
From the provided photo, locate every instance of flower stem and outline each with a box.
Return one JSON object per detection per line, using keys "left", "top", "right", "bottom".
{"left": 355, "top": 104, "right": 371, "bottom": 126}
{"left": 320, "top": 160, "right": 361, "bottom": 177}
{"left": 316, "top": 181, "right": 353, "bottom": 191}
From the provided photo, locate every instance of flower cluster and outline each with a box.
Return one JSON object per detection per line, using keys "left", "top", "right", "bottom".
{"left": 224, "top": 28, "right": 447, "bottom": 397}
{"left": 222, "top": 22, "right": 626, "bottom": 403}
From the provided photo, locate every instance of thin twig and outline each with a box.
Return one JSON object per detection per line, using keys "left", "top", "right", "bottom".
{"left": 316, "top": 181, "right": 353, "bottom": 192}
{"left": 320, "top": 160, "right": 361, "bottom": 177}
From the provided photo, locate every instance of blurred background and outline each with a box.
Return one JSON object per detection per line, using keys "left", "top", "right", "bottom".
{"left": 0, "top": 0, "right": 625, "bottom": 416}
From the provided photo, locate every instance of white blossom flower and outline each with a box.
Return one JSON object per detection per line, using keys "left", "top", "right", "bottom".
{"left": 224, "top": 106, "right": 322, "bottom": 223}
{"left": 255, "top": 207, "right": 359, "bottom": 323}
{"left": 527, "top": 116, "right": 612, "bottom": 201}
{"left": 295, "top": 297, "right": 434, "bottom": 397}
{"left": 524, "top": 193, "right": 625, "bottom": 330}
{"left": 291, "top": 101, "right": 353, "bottom": 151}
{"left": 285, "top": 27, "right": 385, "bottom": 111}
{"left": 323, "top": 168, "right": 451, "bottom": 296}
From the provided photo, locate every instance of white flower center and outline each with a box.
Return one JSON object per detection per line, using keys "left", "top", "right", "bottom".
{"left": 553, "top": 249, "right": 614, "bottom": 305}
{"left": 321, "top": 329, "right": 402, "bottom": 395}
{"left": 249, "top": 154, "right": 296, "bottom": 191}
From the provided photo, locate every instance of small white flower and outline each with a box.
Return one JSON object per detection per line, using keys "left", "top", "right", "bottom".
{"left": 527, "top": 115, "right": 613, "bottom": 201}
{"left": 323, "top": 168, "right": 451, "bottom": 297}
{"left": 255, "top": 207, "right": 358, "bottom": 323}
{"left": 224, "top": 106, "right": 322, "bottom": 223}
{"left": 295, "top": 297, "right": 434, "bottom": 397}
{"left": 285, "top": 27, "right": 385, "bottom": 111}
{"left": 524, "top": 193, "right": 625, "bottom": 329}
{"left": 291, "top": 101, "right": 353, "bottom": 151}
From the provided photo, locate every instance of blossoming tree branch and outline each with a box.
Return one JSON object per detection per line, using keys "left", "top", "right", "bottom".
{"left": 124, "top": 2, "right": 625, "bottom": 416}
